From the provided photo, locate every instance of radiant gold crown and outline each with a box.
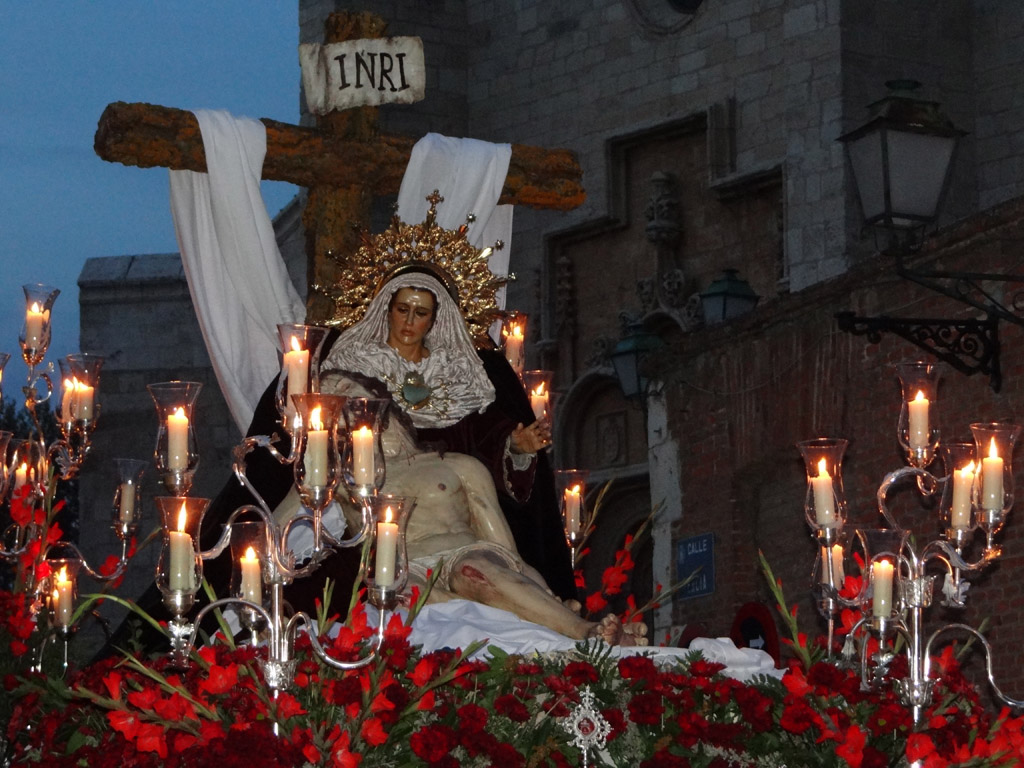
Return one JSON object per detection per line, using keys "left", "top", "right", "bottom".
{"left": 315, "top": 191, "right": 507, "bottom": 345}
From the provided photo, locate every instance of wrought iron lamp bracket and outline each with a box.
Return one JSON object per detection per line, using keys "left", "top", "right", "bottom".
{"left": 835, "top": 311, "right": 1001, "bottom": 391}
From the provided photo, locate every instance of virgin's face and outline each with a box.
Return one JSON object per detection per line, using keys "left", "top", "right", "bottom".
{"left": 387, "top": 288, "right": 436, "bottom": 354}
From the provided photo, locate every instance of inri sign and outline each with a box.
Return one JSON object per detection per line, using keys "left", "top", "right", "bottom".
{"left": 300, "top": 37, "right": 426, "bottom": 114}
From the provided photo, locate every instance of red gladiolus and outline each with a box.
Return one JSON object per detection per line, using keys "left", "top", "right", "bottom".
{"left": 330, "top": 727, "right": 362, "bottom": 768}
{"left": 102, "top": 671, "right": 122, "bottom": 701}
{"left": 200, "top": 663, "right": 239, "bottom": 695}
{"left": 107, "top": 709, "right": 140, "bottom": 741}
{"left": 134, "top": 722, "right": 168, "bottom": 758}
{"left": 585, "top": 592, "right": 608, "bottom": 614}
{"left": 835, "top": 725, "right": 866, "bottom": 768}
{"left": 361, "top": 716, "right": 388, "bottom": 746}
{"left": 410, "top": 656, "right": 438, "bottom": 687}
{"left": 274, "top": 691, "right": 307, "bottom": 719}
{"left": 906, "top": 732, "right": 937, "bottom": 763}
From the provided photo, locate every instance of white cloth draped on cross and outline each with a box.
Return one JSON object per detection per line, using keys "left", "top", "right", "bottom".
{"left": 169, "top": 111, "right": 513, "bottom": 433}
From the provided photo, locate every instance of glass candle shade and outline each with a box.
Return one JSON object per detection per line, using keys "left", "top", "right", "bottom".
{"left": 555, "top": 468, "right": 589, "bottom": 546}
{"left": 46, "top": 557, "right": 82, "bottom": 630}
{"left": 816, "top": 539, "right": 848, "bottom": 593}
{"left": 895, "top": 361, "right": 940, "bottom": 468}
{"left": 147, "top": 381, "right": 203, "bottom": 496}
{"left": 340, "top": 397, "right": 389, "bottom": 497}
{"left": 113, "top": 458, "right": 147, "bottom": 533}
{"left": 292, "top": 393, "right": 346, "bottom": 512}
{"left": 522, "top": 370, "right": 554, "bottom": 425}
{"left": 275, "top": 323, "right": 331, "bottom": 428}
{"left": 155, "top": 497, "right": 209, "bottom": 605}
{"left": 58, "top": 353, "right": 103, "bottom": 424}
{"left": 797, "top": 438, "right": 848, "bottom": 533}
{"left": 970, "top": 421, "right": 1022, "bottom": 540}
{"left": 855, "top": 528, "right": 908, "bottom": 620}
{"left": 0, "top": 431, "right": 12, "bottom": 502}
{"left": 19, "top": 283, "right": 60, "bottom": 367}
{"left": 938, "top": 441, "right": 977, "bottom": 536}
{"left": 501, "top": 311, "right": 528, "bottom": 378}
{"left": 364, "top": 494, "right": 413, "bottom": 608}
{"left": 229, "top": 520, "right": 267, "bottom": 609}
{"left": 0, "top": 352, "right": 9, "bottom": 402}
{"left": 10, "top": 438, "right": 46, "bottom": 501}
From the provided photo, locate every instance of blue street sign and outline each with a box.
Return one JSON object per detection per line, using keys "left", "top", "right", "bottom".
{"left": 676, "top": 533, "right": 715, "bottom": 599}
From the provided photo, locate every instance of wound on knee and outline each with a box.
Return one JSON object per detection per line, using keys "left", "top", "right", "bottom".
{"left": 458, "top": 563, "right": 487, "bottom": 583}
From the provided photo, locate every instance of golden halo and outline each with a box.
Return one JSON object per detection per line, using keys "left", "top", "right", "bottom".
{"left": 313, "top": 191, "right": 507, "bottom": 345}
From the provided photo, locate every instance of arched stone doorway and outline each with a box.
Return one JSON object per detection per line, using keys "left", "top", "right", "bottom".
{"left": 555, "top": 370, "right": 653, "bottom": 623}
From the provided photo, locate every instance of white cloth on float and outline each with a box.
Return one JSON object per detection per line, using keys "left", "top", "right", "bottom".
{"left": 396, "top": 132, "right": 514, "bottom": 317}
{"left": 169, "top": 109, "right": 304, "bottom": 433}
{"left": 360, "top": 600, "right": 784, "bottom": 682}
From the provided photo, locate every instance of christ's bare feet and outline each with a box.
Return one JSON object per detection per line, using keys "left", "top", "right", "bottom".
{"left": 589, "top": 614, "right": 649, "bottom": 646}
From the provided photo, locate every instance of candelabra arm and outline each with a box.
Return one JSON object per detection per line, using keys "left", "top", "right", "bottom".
{"left": 44, "top": 540, "right": 127, "bottom": 583}
{"left": 177, "top": 597, "right": 274, "bottom": 659}
{"left": 923, "top": 539, "right": 994, "bottom": 573}
{"left": 198, "top": 504, "right": 278, "bottom": 562}
{"left": 231, "top": 434, "right": 296, "bottom": 519}
{"left": 877, "top": 466, "right": 938, "bottom": 528}
{"left": 0, "top": 523, "right": 31, "bottom": 559}
{"left": 924, "top": 623, "right": 1024, "bottom": 711}
{"left": 287, "top": 610, "right": 381, "bottom": 672}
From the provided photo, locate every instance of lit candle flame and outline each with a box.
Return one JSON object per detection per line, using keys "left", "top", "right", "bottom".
{"left": 177, "top": 502, "right": 188, "bottom": 533}
{"left": 531, "top": 382, "right": 546, "bottom": 397}
{"left": 290, "top": 335, "right": 302, "bottom": 353}
{"left": 56, "top": 565, "right": 70, "bottom": 586}
{"left": 243, "top": 546, "right": 258, "bottom": 562}
{"left": 816, "top": 457, "right": 830, "bottom": 477}
{"left": 568, "top": 484, "right": 581, "bottom": 496}
{"left": 309, "top": 405, "right": 324, "bottom": 431}
{"left": 30, "top": 302, "right": 41, "bottom": 314}
{"left": 914, "top": 390, "right": 926, "bottom": 402}
{"left": 384, "top": 506, "right": 393, "bottom": 524}
{"left": 989, "top": 437, "right": 999, "bottom": 459}
{"left": 961, "top": 460, "right": 976, "bottom": 475}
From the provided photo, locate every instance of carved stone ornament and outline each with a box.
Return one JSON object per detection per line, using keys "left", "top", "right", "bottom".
{"left": 644, "top": 171, "right": 682, "bottom": 247}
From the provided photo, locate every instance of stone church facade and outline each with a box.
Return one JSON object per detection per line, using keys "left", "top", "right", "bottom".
{"left": 77, "top": 0, "right": 1024, "bottom": 694}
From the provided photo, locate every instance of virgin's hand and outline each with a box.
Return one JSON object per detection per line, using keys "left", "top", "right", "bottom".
{"left": 511, "top": 421, "right": 550, "bottom": 454}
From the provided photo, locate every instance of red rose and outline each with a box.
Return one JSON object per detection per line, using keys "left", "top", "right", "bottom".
{"left": 410, "top": 723, "right": 457, "bottom": 762}
{"left": 563, "top": 660, "right": 599, "bottom": 686}
{"left": 494, "top": 694, "right": 530, "bottom": 723}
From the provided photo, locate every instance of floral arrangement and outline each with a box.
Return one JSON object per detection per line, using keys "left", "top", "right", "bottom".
{"left": 3, "top": 548, "right": 1024, "bottom": 768}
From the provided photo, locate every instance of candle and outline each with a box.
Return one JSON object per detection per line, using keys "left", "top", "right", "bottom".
{"left": 304, "top": 406, "right": 328, "bottom": 488}
{"left": 908, "top": 390, "right": 929, "bottom": 449}
{"left": 53, "top": 566, "right": 74, "bottom": 627}
{"left": 283, "top": 337, "right": 309, "bottom": 418}
{"left": 374, "top": 506, "right": 398, "bottom": 587}
{"left": 352, "top": 425, "right": 375, "bottom": 486}
{"left": 563, "top": 484, "right": 582, "bottom": 536}
{"left": 872, "top": 559, "right": 895, "bottom": 618}
{"left": 820, "top": 544, "right": 845, "bottom": 589}
{"left": 13, "top": 462, "right": 28, "bottom": 493}
{"left": 239, "top": 546, "right": 262, "bottom": 604}
{"left": 168, "top": 503, "right": 195, "bottom": 591}
{"left": 530, "top": 382, "right": 549, "bottom": 422}
{"left": 504, "top": 324, "right": 524, "bottom": 376}
{"left": 167, "top": 406, "right": 189, "bottom": 472}
{"left": 61, "top": 377, "right": 77, "bottom": 419}
{"left": 950, "top": 460, "right": 976, "bottom": 529}
{"left": 810, "top": 458, "right": 837, "bottom": 527}
{"left": 75, "top": 381, "right": 95, "bottom": 420}
{"left": 981, "top": 437, "right": 1004, "bottom": 511}
{"left": 24, "top": 302, "right": 46, "bottom": 348}
{"left": 118, "top": 482, "right": 137, "bottom": 524}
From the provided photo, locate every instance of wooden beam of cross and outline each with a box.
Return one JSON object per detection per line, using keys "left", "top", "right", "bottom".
{"left": 93, "top": 11, "right": 585, "bottom": 323}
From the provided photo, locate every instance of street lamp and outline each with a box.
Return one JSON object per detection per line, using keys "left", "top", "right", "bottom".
{"left": 838, "top": 80, "right": 965, "bottom": 253}
{"left": 699, "top": 269, "right": 760, "bottom": 326}
{"left": 611, "top": 320, "right": 665, "bottom": 403}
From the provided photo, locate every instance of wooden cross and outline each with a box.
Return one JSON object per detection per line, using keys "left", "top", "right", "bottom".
{"left": 93, "top": 10, "right": 585, "bottom": 324}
